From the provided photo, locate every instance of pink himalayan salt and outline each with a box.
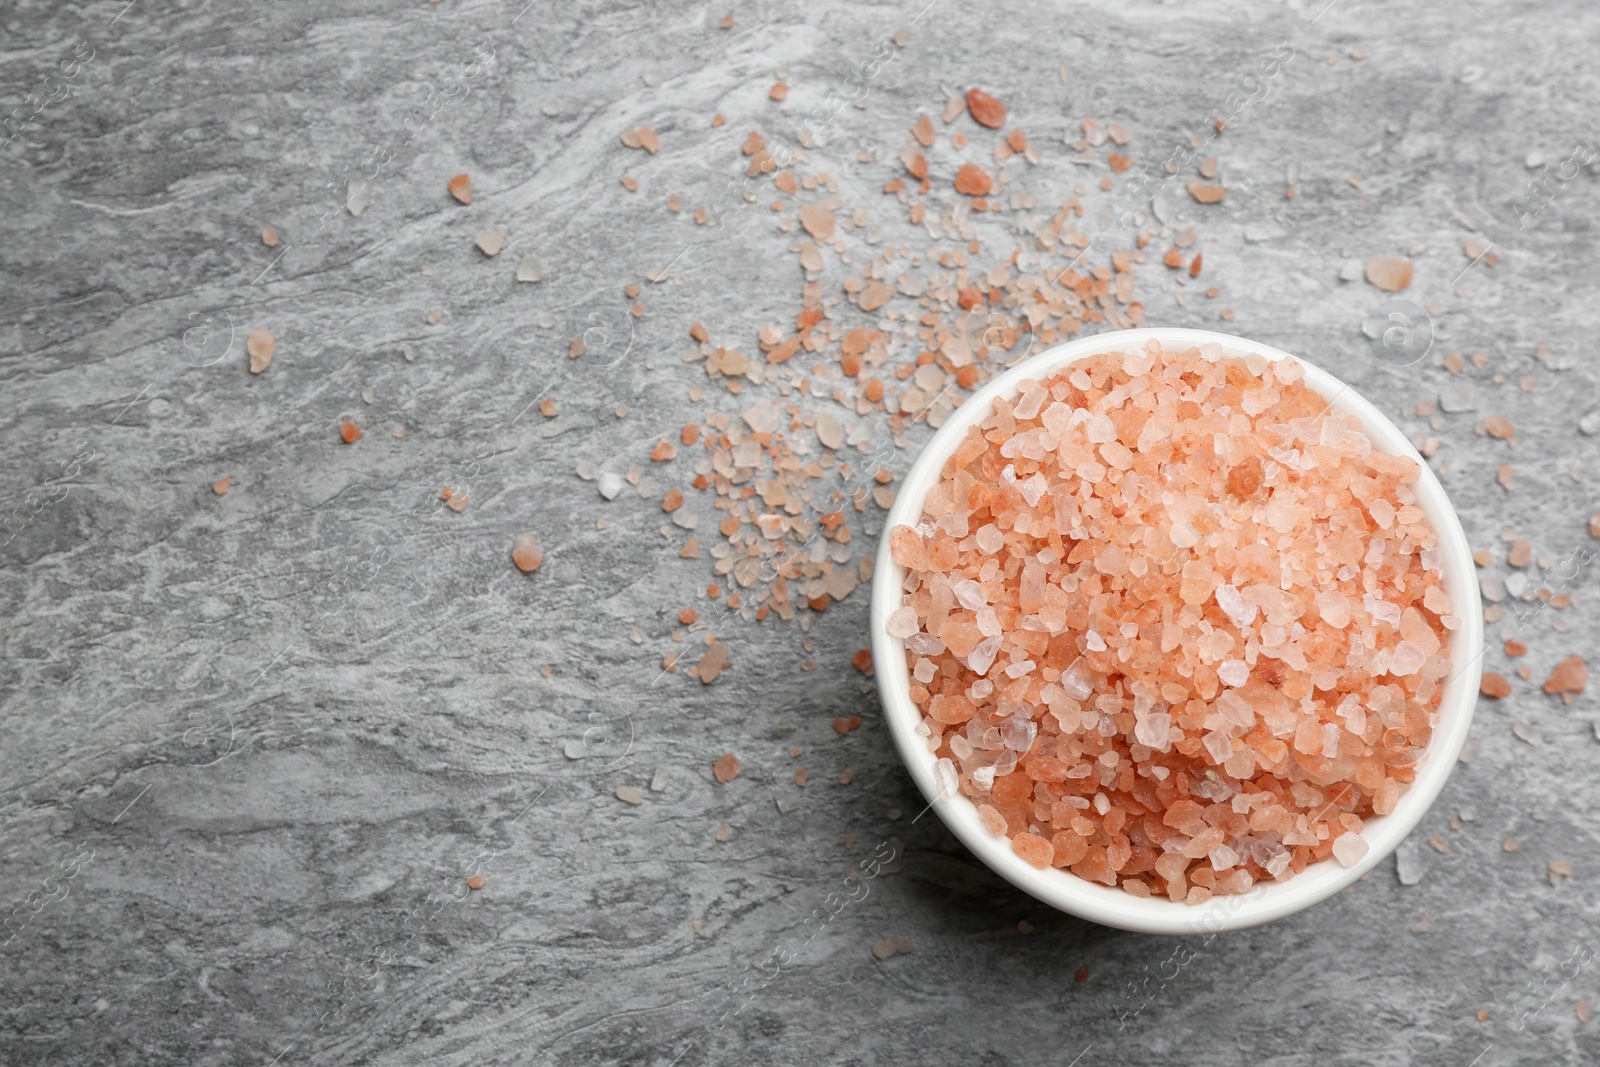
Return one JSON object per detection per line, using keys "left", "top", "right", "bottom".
{"left": 1012, "top": 831, "right": 1054, "bottom": 868}
{"left": 511, "top": 533, "right": 543, "bottom": 573}
{"left": 1331, "top": 830, "right": 1369, "bottom": 867}
{"left": 1543, "top": 655, "right": 1588, "bottom": 696}
{"left": 891, "top": 342, "right": 1451, "bottom": 903}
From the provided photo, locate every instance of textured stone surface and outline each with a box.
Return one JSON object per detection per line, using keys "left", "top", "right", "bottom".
{"left": 1, "top": 1, "right": 1598, "bottom": 1064}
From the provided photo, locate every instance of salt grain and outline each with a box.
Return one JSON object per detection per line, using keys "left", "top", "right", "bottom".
{"left": 1332, "top": 832, "right": 1368, "bottom": 867}
{"left": 1215, "top": 584, "right": 1256, "bottom": 627}
{"left": 346, "top": 177, "right": 372, "bottom": 216}
{"left": 712, "top": 753, "right": 741, "bottom": 782}
{"left": 1365, "top": 257, "right": 1413, "bottom": 292}
{"left": 1543, "top": 655, "right": 1588, "bottom": 696}
{"left": 247, "top": 328, "right": 275, "bottom": 374}
{"left": 1395, "top": 839, "right": 1424, "bottom": 885}
{"left": 511, "top": 533, "right": 543, "bottom": 573}
{"left": 887, "top": 606, "right": 920, "bottom": 638}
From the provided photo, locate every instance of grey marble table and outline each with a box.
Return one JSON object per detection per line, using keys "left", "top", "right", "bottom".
{"left": 2, "top": 0, "right": 1598, "bottom": 1064}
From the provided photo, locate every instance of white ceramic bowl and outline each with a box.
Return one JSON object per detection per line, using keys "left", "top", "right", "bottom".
{"left": 871, "top": 327, "right": 1482, "bottom": 934}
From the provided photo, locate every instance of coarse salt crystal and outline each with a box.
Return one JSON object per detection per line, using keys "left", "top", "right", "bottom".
{"left": 1014, "top": 386, "right": 1048, "bottom": 421}
{"left": 1169, "top": 521, "right": 1200, "bottom": 548}
{"left": 1217, "top": 690, "right": 1255, "bottom": 727}
{"left": 1086, "top": 413, "right": 1116, "bottom": 443}
{"left": 1322, "top": 722, "right": 1341, "bottom": 759}
{"left": 1217, "top": 659, "right": 1249, "bottom": 687}
{"left": 1332, "top": 832, "right": 1369, "bottom": 868}
{"left": 1134, "top": 711, "right": 1170, "bottom": 749}
{"left": 1364, "top": 594, "right": 1402, "bottom": 627}
{"left": 967, "top": 635, "right": 1002, "bottom": 675}
{"left": 1059, "top": 658, "right": 1094, "bottom": 701}
{"left": 1317, "top": 591, "right": 1351, "bottom": 628}
{"left": 1209, "top": 844, "right": 1240, "bottom": 870}
{"left": 1202, "top": 730, "right": 1234, "bottom": 764}
{"left": 1263, "top": 499, "right": 1299, "bottom": 533}
{"left": 1000, "top": 716, "right": 1036, "bottom": 751}
{"left": 976, "top": 606, "right": 1001, "bottom": 638}
{"left": 953, "top": 579, "right": 988, "bottom": 610}
{"left": 1388, "top": 640, "right": 1426, "bottom": 676}
{"left": 887, "top": 606, "right": 920, "bottom": 639}
{"left": 1215, "top": 584, "right": 1257, "bottom": 628}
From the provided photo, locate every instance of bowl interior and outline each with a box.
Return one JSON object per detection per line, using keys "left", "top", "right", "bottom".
{"left": 871, "top": 327, "right": 1483, "bottom": 934}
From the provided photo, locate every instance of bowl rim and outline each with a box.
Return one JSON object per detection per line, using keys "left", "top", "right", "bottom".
{"left": 870, "top": 326, "right": 1483, "bottom": 934}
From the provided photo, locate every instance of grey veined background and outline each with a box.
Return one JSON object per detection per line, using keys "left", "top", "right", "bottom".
{"left": 2, "top": 0, "right": 1598, "bottom": 1064}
